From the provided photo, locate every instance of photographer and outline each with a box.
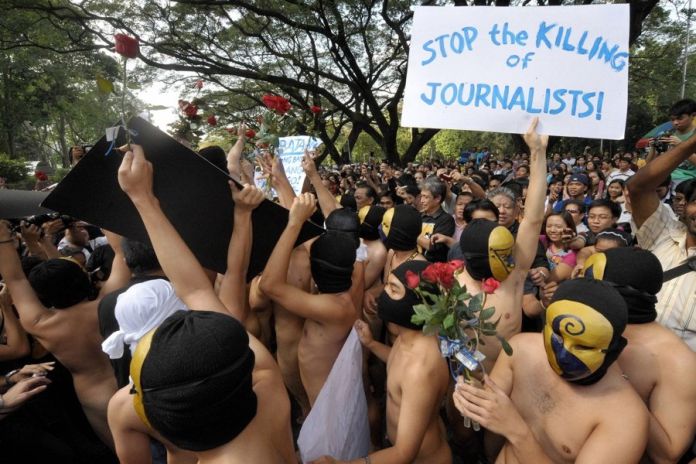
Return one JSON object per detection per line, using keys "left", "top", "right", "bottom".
{"left": 646, "top": 99, "right": 696, "bottom": 185}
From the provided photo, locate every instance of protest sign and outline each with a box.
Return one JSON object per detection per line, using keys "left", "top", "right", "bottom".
{"left": 401, "top": 5, "right": 629, "bottom": 139}
{"left": 277, "top": 135, "right": 322, "bottom": 194}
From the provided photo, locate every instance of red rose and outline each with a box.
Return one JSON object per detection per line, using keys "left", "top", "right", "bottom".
{"left": 404, "top": 270, "right": 420, "bottom": 289}
{"left": 482, "top": 278, "right": 500, "bottom": 294}
{"left": 449, "top": 259, "right": 464, "bottom": 272}
{"left": 34, "top": 171, "right": 48, "bottom": 181}
{"left": 245, "top": 129, "right": 256, "bottom": 139}
{"left": 183, "top": 104, "right": 198, "bottom": 119}
{"left": 194, "top": 79, "right": 204, "bottom": 90}
{"left": 434, "top": 262, "right": 455, "bottom": 289}
{"left": 262, "top": 94, "right": 292, "bottom": 115}
{"left": 114, "top": 34, "right": 139, "bottom": 59}
{"left": 207, "top": 115, "right": 217, "bottom": 126}
{"left": 309, "top": 105, "right": 322, "bottom": 114}
{"left": 421, "top": 265, "right": 439, "bottom": 284}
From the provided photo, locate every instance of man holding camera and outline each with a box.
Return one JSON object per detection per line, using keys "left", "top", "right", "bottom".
{"left": 647, "top": 99, "right": 696, "bottom": 184}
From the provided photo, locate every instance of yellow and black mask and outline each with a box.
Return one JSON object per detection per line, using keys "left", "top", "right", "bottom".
{"left": 542, "top": 279, "right": 628, "bottom": 386}
{"left": 359, "top": 205, "right": 386, "bottom": 241}
{"left": 130, "top": 310, "right": 257, "bottom": 451}
{"left": 581, "top": 248, "right": 661, "bottom": 324}
{"left": 460, "top": 219, "right": 515, "bottom": 281}
{"left": 379, "top": 204, "right": 422, "bottom": 251}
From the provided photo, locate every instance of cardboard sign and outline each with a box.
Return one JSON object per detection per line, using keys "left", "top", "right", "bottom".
{"left": 402, "top": 5, "right": 629, "bottom": 139}
{"left": 42, "top": 118, "right": 324, "bottom": 280}
{"left": 278, "top": 136, "right": 322, "bottom": 195}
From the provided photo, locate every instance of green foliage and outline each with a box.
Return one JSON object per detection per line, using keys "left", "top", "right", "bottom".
{"left": 0, "top": 154, "right": 28, "bottom": 183}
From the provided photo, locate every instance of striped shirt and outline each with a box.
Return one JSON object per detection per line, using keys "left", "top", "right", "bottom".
{"left": 635, "top": 203, "right": 696, "bottom": 350}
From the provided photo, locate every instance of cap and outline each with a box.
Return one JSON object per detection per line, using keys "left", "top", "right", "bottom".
{"left": 42, "top": 117, "right": 324, "bottom": 279}
{"left": 568, "top": 174, "right": 589, "bottom": 186}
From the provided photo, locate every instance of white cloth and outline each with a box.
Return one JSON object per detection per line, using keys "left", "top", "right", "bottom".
{"left": 356, "top": 241, "right": 369, "bottom": 263}
{"left": 101, "top": 279, "right": 188, "bottom": 359}
{"left": 298, "top": 328, "right": 370, "bottom": 463}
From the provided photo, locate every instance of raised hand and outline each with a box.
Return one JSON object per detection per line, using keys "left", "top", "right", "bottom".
{"left": 522, "top": 117, "right": 549, "bottom": 153}
{"left": 288, "top": 193, "right": 316, "bottom": 226}
{"left": 231, "top": 182, "right": 265, "bottom": 212}
{"left": 117, "top": 145, "right": 154, "bottom": 203}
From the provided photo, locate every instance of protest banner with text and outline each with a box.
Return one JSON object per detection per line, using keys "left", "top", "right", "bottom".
{"left": 401, "top": 5, "right": 629, "bottom": 140}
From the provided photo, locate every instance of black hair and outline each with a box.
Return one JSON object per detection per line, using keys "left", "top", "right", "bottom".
{"left": 463, "top": 199, "right": 499, "bottom": 223}
{"left": 397, "top": 173, "right": 417, "bottom": 187}
{"left": 28, "top": 259, "right": 92, "bottom": 309}
{"left": 676, "top": 178, "right": 696, "bottom": 203}
{"left": 543, "top": 211, "right": 577, "bottom": 235}
{"left": 379, "top": 190, "right": 402, "bottom": 205}
{"left": 355, "top": 182, "right": 376, "bottom": 201}
{"left": 669, "top": 99, "right": 696, "bottom": 117}
{"left": 563, "top": 199, "right": 586, "bottom": 214}
{"left": 121, "top": 238, "right": 161, "bottom": 275}
{"left": 589, "top": 199, "right": 621, "bottom": 219}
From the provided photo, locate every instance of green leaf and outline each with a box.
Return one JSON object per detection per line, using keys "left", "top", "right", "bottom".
{"left": 479, "top": 307, "right": 496, "bottom": 321}
{"left": 423, "top": 324, "right": 439, "bottom": 336}
{"left": 498, "top": 336, "right": 514, "bottom": 356}
{"left": 468, "top": 292, "right": 484, "bottom": 313}
{"left": 457, "top": 291, "right": 471, "bottom": 302}
{"left": 443, "top": 313, "right": 455, "bottom": 330}
{"left": 96, "top": 75, "right": 114, "bottom": 94}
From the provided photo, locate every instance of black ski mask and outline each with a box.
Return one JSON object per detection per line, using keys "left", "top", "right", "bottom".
{"left": 378, "top": 260, "right": 436, "bottom": 330}
{"left": 310, "top": 232, "right": 355, "bottom": 294}
{"left": 380, "top": 204, "right": 422, "bottom": 251}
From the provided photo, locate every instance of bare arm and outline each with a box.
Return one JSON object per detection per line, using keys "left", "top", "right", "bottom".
{"left": 258, "top": 152, "right": 296, "bottom": 209}
{"left": 302, "top": 151, "right": 338, "bottom": 218}
{"left": 645, "top": 352, "right": 696, "bottom": 463}
{"left": 219, "top": 184, "right": 264, "bottom": 323}
{"left": 259, "top": 194, "right": 352, "bottom": 323}
{"left": 628, "top": 133, "right": 696, "bottom": 227}
{"left": 117, "top": 145, "right": 227, "bottom": 314}
{"left": 0, "top": 286, "right": 30, "bottom": 361}
{"left": 98, "top": 230, "right": 131, "bottom": 297}
{"left": 108, "top": 387, "right": 154, "bottom": 464}
{"left": 514, "top": 118, "right": 549, "bottom": 275}
{"left": 226, "top": 125, "right": 246, "bottom": 179}
{"left": 354, "top": 320, "right": 390, "bottom": 363}
{"left": 575, "top": 406, "right": 648, "bottom": 464}
{"left": 0, "top": 222, "right": 54, "bottom": 331}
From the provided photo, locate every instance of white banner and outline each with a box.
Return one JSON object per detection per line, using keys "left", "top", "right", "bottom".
{"left": 278, "top": 136, "right": 322, "bottom": 195}
{"left": 402, "top": 5, "right": 629, "bottom": 140}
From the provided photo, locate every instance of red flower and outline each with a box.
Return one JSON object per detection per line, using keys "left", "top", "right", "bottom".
{"left": 207, "top": 115, "right": 217, "bottom": 126}
{"left": 34, "top": 171, "right": 48, "bottom": 181}
{"left": 245, "top": 129, "right": 256, "bottom": 139}
{"left": 183, "top": 104, "right": 198, "bottom": 119}
{"left": 194, "top": 79, "right": 204, "bottom": 90}
{"left": 449, "top": 259, "right": 464, "bottom": 272}
{"left": 309, "top": 105, "right": 322, "bottom": 114}
{"left": 262, "top": 94, "right": 292, "bottom": 115}
{"left": 421, "top": 265, "right": 439, "bottom": 284}
{"left": 404, "top": 270, "right": 420, "bottom": 289}
{"left": 482, "top": 278, "right": 500, "bottom": 294}
{"left": 437, "top": 263, "right": 455, "bottom": 289}
{"left": 114, "top": 34, "right": 139, "bottom": 59}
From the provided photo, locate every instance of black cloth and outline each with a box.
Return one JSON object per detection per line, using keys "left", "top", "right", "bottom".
{"left": 422, "top": 207, "right": 455, "bottom": 263}
{"left": 98, "top": 275, "right": 168, "bottom": 388}
{"left": 377, "top": 260, "right": 434, "bottom": 330}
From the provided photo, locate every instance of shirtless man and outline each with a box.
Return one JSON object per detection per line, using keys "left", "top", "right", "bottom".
{"left": 261, "top": 193, "right": 358, "bottom": 406}
{"left": 582, "top": 247, "right": 696, "bottom": 463}
{"left": 457, "top": 118, "right": 548, "bottom": 372}
{"left": 312, "top": 260, "right": 452, "bottom": 464}
{"left": 454, "top": 278, "right": 649, "bottom": 463}
{"left": 358, "top": 205, "right": 388, "bottom": 291}
{"left": 111, "top": 144, "right": 295, "bottom": 463}
{"left": 0, "top": 221, "right": 129, "bottom": 448}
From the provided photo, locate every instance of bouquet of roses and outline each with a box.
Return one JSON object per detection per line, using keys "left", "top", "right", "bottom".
{"left": 407, "top": 260, "right": 512, "bottom": 429}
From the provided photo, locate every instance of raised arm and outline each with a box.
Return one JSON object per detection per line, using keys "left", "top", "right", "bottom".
{"left": 0, "top": 285, "right": 30, "bottom": 361}
{"left": 117, "top": 145, "right": 227, "bottom": 314}
{"left": 218, "top": 183, "right": 265, "bottom": 322}
{"left": 514, "top": 118, "right": 548, "bottom": 275}
{"left": 98, "top": 230, "right": 130, "bottom": 297}
{"left": 259, "top": 194, "right": 348, "bottom": 323}
{"left": 0, "top": 222, "right": 53, "bottom": 331}
{"left": 258, "top": 152, "right": 296, "bottom": 209}
{"left": 302, "top": 151, "right": 339, "bottom": 218}
{"left": 226, "top": 124, "right": 246, "bottom": 180}
{"left": 628, "top": 133, "right": 696, "bottom": 227}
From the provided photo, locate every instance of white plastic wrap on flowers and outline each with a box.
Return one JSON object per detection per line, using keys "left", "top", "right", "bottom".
{"left": 298, "top": 328, "right": 370, "bottom": 463}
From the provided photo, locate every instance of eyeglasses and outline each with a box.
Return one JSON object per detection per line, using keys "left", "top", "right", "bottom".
{"left": 565, "top": 209, "right": 581, "bottom": 214}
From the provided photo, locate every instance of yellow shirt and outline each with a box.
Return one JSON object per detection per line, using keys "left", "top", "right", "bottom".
{"left": 636, "top": 203, "right": 696, "bottom": 350}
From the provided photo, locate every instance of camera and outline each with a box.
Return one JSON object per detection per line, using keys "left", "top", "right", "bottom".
{"left": 652, "top": 131, "right": 673, "bottom": 153}
{"left": 9, "top": 213, "right": 75, "bottom": 233}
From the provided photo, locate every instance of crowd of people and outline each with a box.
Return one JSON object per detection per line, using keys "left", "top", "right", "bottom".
{"left": 0, "top": 100, "right": 695, "bottom": 464}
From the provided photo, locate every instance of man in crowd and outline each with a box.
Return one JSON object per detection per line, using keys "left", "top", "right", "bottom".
{"left": 628, "top": 128, "right": 696, "bottom": 349}
{"left": 418, "top": 176, "right": 455, "bottom": 263}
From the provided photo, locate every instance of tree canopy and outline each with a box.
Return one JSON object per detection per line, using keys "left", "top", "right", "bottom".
{"left": 0, "top": 0, "right": 678, "bottom": 164}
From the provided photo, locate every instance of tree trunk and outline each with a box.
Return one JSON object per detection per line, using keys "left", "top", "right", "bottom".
{"left": 57, "top": 113, "right": 69, "bottom": 168}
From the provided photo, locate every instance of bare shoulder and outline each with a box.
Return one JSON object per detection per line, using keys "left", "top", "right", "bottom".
{"left": 402, "top": 337, "right": 449, "bottom": 386}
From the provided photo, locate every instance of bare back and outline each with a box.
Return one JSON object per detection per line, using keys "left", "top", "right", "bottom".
{"left": 299, "top": 292, "right": 357, "bottom": 405}
{"left": 457, "top": 269, "right": 525, "bottom": 373}
{"left": 385, "top": 332, "right": 452, "bottom": 464}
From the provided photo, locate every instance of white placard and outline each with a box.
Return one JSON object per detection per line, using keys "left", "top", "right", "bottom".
{"left": 277, "top": 136, "right": 322, "bottom": 195}
{"left": 401, "top": 5, "right": 629, "bottom": 140}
